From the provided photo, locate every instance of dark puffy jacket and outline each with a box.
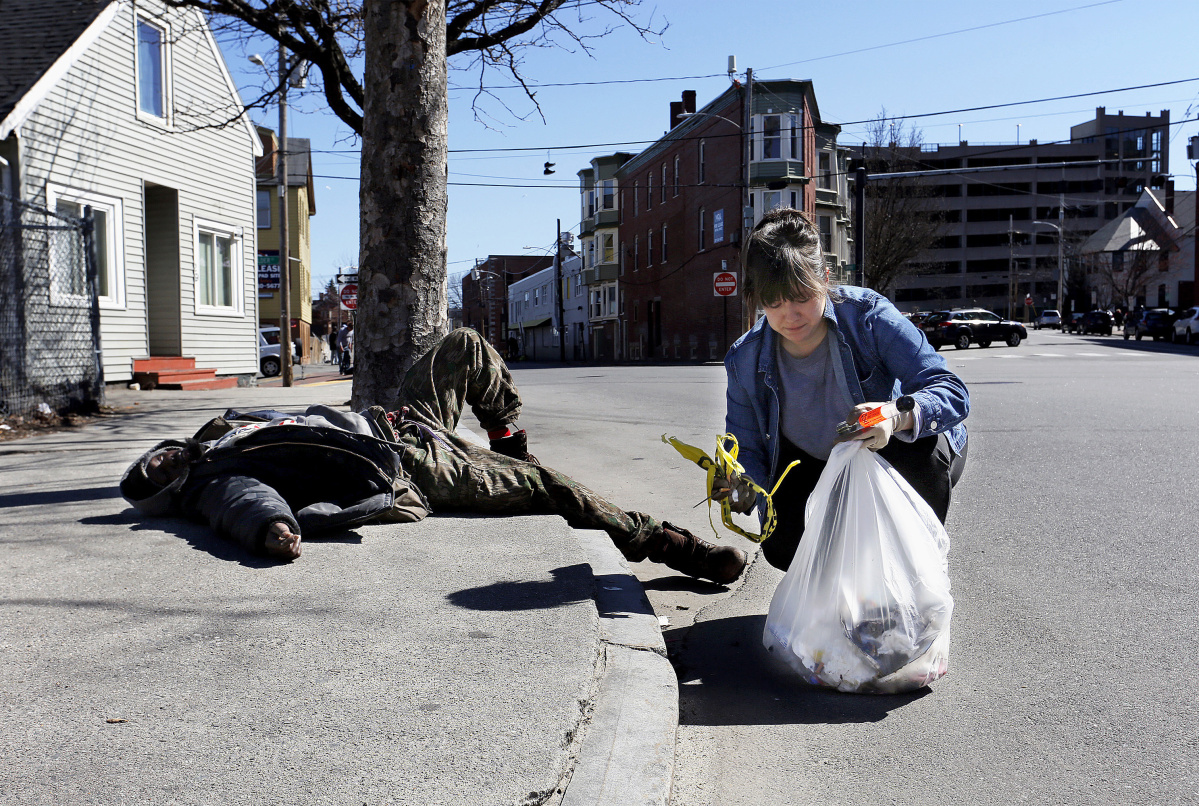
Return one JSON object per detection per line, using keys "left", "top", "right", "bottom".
{"left": 120, "top": 406, "right": 429, "bottom": 555}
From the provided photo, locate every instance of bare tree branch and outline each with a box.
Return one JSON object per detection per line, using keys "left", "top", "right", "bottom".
{"left": 861, "top": 111, "right": 944, "bottom": 295}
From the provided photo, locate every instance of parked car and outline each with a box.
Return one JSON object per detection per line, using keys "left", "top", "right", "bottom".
{"left": 259, "top": 326, "right": 282, "bottom": 377}
{"left": 1129, "top": 309, "right": 1177, "bottom": 341}
{"left": 1034, "top": 309, "right": 1061, "bottom": 330}
{"left": 1077, "top": 310, "right": 1113, "bottom": 336}
{"left": 1172, "top": 307, "right": 1199, "bottom": 344}
{"left": 921, "top": 308, "right": 1028, "bottom": 350}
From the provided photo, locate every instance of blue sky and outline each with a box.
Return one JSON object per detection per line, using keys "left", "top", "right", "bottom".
{"left": 223, "top": 0, "right": 1199, "bottom": 297}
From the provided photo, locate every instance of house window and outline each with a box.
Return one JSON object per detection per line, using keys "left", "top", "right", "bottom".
{"left": 818, "top": 153, "right": 832, "bottom": 189}
{"left": 136, "top": 16, "right": 169, "bottom": 120}
{"left": 619, "top": 190, "right": 624, "bottom": 224}
{"left": 601, "top": 180, "right": 615, "bottom": 210}
{"left": 698, "top": 140, "right": 706, "bottom": 184}
{"left": 661, "top": 164, "right": 667, "bottom": 203}
{"left": 600, "top": 232, "right": 615, "bottom": 264}
{"left": 790, "top": 114, "right": 801, "bottom": 160}
{"left": 661, "top": 224, "right": 668, "bottom": 263}
{"left": 647, "top": 229, "right": 653, "bottom": 268}
{"left": 633, "top": 181, "right": 639, "bottom": 216}
{"left": 761, "top": 115, "right": 782, "bottom": 159}
{"left": 256, "top": 189, "right": 271, "bottom": 228}
{"left": 606, "top": 284, "right": 617, "bottom": 316}
{"left": 590, "top": 288, "right": 603, "bottom": 318}
{"left": 633, "top": 236, "right": 639, "bottom": 272}
{"left": 790, "top": 190, "right": 799, "bottom": 210}
{"left": 533, "top": 286, "right": 540, "bottom": 306}
{"left": 764, "top": 190, "right": 783, "bottom": 214}
{"left": 47, "top": 184, "right": 125, "bottom": 309}
{"left": 195, "top": 221, "right": 240, "bottom": 312}
{"left": 673, "top": 155, "right": 680, "bottom": 197}
{"left": 646, "top": 173, "right": 653, "bottom": 209}
{"left": 698, "top": 207, "right": 706, "bottom": 250}
{"left": 818, "top": 215, "right": 833, "bottom": 253}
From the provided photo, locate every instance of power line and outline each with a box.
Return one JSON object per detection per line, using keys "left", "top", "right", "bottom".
{"left": 441, "top": 0, "right": 1125, "bottom": 92}
{"left": 304, "top": 76, "right": 1199, "bottom": 159}
{"left": 758, "top": 0, "right": 1127, "bottom": 73}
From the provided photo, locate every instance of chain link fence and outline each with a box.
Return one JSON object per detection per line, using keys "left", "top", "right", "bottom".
{"left": 0, "top": 194, "right": 103, "bottom": 417}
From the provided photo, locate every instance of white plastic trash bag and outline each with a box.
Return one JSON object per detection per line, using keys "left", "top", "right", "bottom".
{"left": 763, "top": 440, "right": 953, "bottom": 694}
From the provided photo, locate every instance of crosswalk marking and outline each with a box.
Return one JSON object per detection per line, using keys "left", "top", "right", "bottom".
{"left": 1033, "top": 352, "right": 1065, "bottom": 357}
{"left": 1075, "top": 352, "right": 1107, "bottom": 357}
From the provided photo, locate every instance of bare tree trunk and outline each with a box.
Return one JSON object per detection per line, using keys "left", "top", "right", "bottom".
{"left": 353, "top": 0, "right": 449, "bottom": 409}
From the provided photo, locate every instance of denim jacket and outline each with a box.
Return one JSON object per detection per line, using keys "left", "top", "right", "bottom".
{"left": 723, "top": 286, "right": 969, "bottom": 493}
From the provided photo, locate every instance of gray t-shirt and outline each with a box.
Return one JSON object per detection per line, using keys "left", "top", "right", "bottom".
{"left": 776, "top": 331, "right": 855, "bottom": 460}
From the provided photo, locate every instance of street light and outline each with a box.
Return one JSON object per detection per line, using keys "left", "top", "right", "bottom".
{"left": 676, "top": 111, "right": 742, "bottom": 130}
{"left": 1033, "top": 219, "right": 1065, "bottom": 318}
{"left": 249, "top": 47, "right": 293, "bottom": 386}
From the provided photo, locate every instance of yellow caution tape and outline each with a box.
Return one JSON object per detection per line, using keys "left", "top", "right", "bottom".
{"left": 661, "top": 432, "right": 800, "bottom": 544}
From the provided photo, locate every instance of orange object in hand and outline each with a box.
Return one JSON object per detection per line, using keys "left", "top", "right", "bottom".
{"left": 855, "top": 406, "right": 889, "bottom": 430}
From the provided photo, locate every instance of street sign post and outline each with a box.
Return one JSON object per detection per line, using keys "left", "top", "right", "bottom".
{"left": 340, "top": 283, "right": 358, "bottom": 311}
{"left": 714, "top": 271, "right": 738, "bottom": 297}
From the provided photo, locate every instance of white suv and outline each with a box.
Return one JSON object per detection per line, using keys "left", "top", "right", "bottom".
{"left": 259, "top": 326, "right": 282, "bottom": 377}
{"left": 1172, "top": 307, "right": 1199, "bottom": 345}
{"left": 1034, "top": 309, "right": 1061, "bottom": 330}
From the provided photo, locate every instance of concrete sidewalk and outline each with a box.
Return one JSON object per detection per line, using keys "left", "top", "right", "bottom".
{"left": 0, "top": 380, "right": 677, "bottom": 805}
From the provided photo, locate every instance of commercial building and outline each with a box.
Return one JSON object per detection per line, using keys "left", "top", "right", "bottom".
{"left": 462, "top": 254, "right": 554, "bottom": 355}
{"left": 506, "top": 251, "right": 586, "bottom": 361}
{"left": 877, "top": 107, "right": 1171, "bottom": 317}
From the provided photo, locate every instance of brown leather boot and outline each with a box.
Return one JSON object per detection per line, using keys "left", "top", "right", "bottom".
{"left": 647, "top": 522, "right": 747, "bottom": 585}
{"left": 488, "top": 430, "right": 540, "bottom": 465}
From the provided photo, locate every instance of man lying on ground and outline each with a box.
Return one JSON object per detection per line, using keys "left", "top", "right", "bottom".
{"left": 120, "top": 329, "right": 747, "bottom": 585}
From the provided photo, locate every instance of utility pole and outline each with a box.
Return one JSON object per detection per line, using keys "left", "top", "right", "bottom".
{"left": 855, "top": 147, "right": 866, "bottom": 287}
{"left": 743, "top": 66, "right": 753, "bottom": 332}
{"left": 1007, "top": 214, "right": 1015, "bottom": 320}
{"left": 556, "top": 219, "right": 566, "bottom": 363}
{"left": 1057, "top": 193, "right": 1065, "bottom": 315}
{"left": 278, "top": 41, "right": 292, "bottom": 387}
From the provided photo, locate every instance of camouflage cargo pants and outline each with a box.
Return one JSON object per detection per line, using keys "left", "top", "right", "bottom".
{"left": 390, "top": 329, "right": 662, "bottom": 562}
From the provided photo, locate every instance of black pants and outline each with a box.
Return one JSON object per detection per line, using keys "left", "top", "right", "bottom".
{"left": 760, "top": 433, "right": 968, "bottom": 571}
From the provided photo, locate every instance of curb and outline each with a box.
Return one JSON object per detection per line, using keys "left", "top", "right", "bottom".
{"left": 560, "top": 529, "right": 677, "bottom": 806}
{"left": 457, "top": 424, "right": 677, "bottom": 805}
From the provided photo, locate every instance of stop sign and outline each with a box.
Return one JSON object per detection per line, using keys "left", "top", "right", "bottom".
{"left": 714, "top": 271, "right": 738, "bottom": 297}
{"left": 1025, "top": 295, "right": 1033, "bottom": 306}
{"left": 340, "top": 283, "right": 358, "bottom": 310}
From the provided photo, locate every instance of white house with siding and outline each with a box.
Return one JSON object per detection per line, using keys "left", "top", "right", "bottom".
{"left": 0, "top": 0, "right": 262, "bottom": 385}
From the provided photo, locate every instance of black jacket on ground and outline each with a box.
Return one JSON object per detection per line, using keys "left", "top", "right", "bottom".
{"left": 120, "top": 406, "right": 429, "bottom": 555}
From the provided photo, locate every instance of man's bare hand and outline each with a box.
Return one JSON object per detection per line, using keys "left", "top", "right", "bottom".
{"left": 265, "top": 521, "right": 302, "bottom": 561}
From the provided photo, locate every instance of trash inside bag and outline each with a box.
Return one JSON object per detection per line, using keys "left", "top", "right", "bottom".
{"left": 763, "top": 440, "right": 953, "bottom": 694}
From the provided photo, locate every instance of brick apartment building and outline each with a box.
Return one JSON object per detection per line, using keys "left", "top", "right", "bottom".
{"left": 577, "top": 79, "right": 851, "bottom": 362}
{"left": 875, "top": 107, "right": 1171, "bottom": 317}
{"left": 461, "top": 254, "right": 554, "bottom": 354}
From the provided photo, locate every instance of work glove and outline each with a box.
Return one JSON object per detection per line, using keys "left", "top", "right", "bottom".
{"left": 839, "top": 402, "right": 916, "bottom": 452}
{"left": 711, "top": 471, "right": 757, "bottom": 513}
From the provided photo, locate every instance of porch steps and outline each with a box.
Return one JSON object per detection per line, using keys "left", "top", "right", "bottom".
{"left": 132, "top": 357, "right": 239, "bottom": 391}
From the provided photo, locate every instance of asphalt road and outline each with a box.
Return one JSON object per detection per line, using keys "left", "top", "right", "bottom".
{"left": 510, "top": 328, "right": 1199, "bottom": 806}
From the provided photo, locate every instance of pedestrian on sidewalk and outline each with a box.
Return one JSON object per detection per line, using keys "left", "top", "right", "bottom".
{"left": 121, "top": 329, "right": 746, "bottom": 584}
{"left": 715, "top": 209, "right": 970, "bottom": 571}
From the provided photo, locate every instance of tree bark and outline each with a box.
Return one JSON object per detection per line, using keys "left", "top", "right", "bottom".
{"left": 354, "top": 0, "right": 450, "bottom": 409}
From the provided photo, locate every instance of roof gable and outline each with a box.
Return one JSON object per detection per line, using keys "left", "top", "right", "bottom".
{"left": 0, "top": 0, "right": 261, "bottom": 156}
{"left": 0, "top": 0, "right": 117, "bottom": 134}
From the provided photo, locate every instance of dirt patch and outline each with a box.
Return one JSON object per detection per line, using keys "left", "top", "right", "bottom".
{"left": 0, "top": 406, "right": 125, "bottom": 442}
